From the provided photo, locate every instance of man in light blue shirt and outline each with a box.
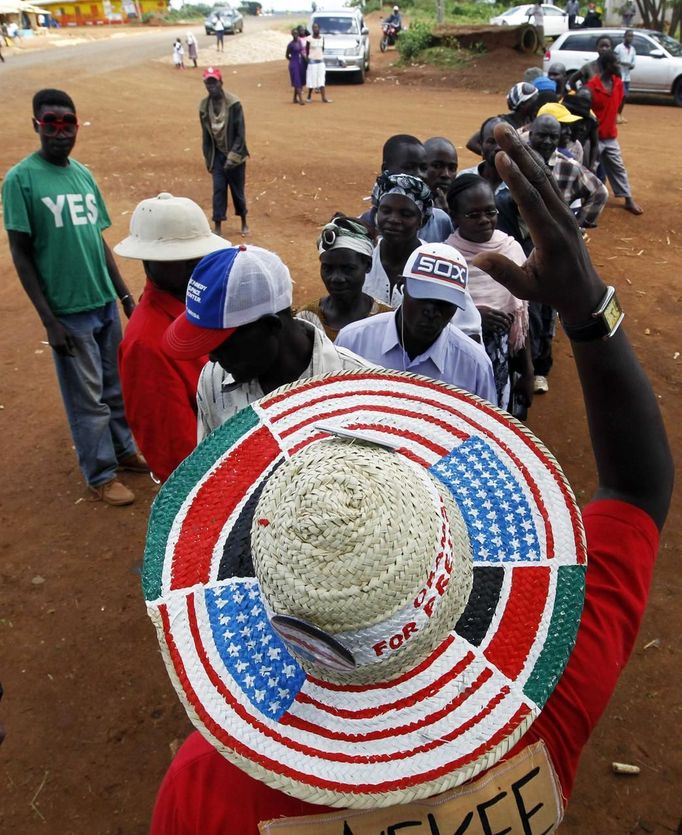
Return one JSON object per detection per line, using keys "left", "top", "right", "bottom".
{"left": 336, "top": 243, "right": 496, "bottom": 403}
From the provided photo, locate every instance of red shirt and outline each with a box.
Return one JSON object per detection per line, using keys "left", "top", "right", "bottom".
{"left": 118, "top": 281, "right": 207, "bottom": 482}
{"left": 149, "top": 500, "right": 659, "bottom": 833}
{"left": 587, "top": 74, "right": 624, "bottom": 140}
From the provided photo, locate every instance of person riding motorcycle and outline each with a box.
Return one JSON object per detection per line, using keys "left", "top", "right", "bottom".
{"left": 385, "top": 5, "right": 402, "bottom": 32}
{"left": 381, "top": 4, "right": 402, "bottom": 51}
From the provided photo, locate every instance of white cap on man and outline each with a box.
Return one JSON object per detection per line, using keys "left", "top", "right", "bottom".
{"left": 401, "top": 242, "right": 469, "bottom": 309}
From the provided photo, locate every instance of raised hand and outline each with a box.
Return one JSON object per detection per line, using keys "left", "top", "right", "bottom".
{"left": 472, "top": 123, "right": 606, "bottom": 327}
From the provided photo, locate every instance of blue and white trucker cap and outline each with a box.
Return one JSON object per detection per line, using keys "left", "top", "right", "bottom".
{"left": 402, "top": 243, "right": 469, "bottom": 309}
{"left": 163, "top": 245, "right": 293, "bottom": 359}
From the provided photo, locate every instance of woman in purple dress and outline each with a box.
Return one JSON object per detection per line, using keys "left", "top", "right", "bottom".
{"left": 286, "top": 28, "right": 306, "bottom": 105}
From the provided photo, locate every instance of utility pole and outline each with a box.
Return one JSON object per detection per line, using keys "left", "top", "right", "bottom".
{"left": 436, "top": 0, "right": 444, "bottom": 24}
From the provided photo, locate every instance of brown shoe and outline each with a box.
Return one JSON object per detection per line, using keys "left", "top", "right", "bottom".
{"left": 89, "top": 478, "right": 135, "bottom": 506}
{"left": 117, "top": 452, "right": 150, "bottom": 473}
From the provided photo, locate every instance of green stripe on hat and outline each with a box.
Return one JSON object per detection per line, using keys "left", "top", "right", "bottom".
{"left": 523, "top": 564, "right": 586, "bottom": 708}
{"left": 142, "top": 405, "right": 260, "bottom": 602}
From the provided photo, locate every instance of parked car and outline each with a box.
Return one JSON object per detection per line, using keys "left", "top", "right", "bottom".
{"left": 545, "top": 28, "right": 682, "bottom": 105}
{"left": 205, "top": 6, "right": 244, "bottom": 35}
{"left": 310, "top": 7, "right": 370, "bottom": 83}
{"left": 490, "top": 4, "right": 583, "bottom": 39}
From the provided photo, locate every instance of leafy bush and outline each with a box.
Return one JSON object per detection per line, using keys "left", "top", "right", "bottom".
{"left": 450, "top": 2, "right": 495, "bottom": 22}
{"left": 397, "top": 21, "right": 433, "bottom": 59}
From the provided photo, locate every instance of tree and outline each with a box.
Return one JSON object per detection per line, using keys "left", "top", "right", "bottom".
{"left": 634, "top": 0, "right": 681, "bottom": 36}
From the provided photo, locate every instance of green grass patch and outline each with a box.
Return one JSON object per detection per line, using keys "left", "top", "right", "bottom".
{"left": 399, "top": 0, "right": 507, "bottom": 25}
{"left": 392, "top": 2, "right": 499, "bottom": 65}
{"left": 407, "top": 44, "right": 474, "bottom": 67}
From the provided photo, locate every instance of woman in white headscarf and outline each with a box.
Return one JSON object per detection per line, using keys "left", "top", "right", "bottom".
{"left": 296, "top": 215, "right": 391, "bottom": 342}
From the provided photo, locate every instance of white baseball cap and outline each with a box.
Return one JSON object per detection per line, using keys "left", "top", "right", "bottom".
{"left": 163, "top": 245, "right": 293, "bottom": 359}
{"left": 402, "top": 243, "right": 469, "bottom": 309}
{"left": 114, "top": 193, "right": 230, "bottom": 261}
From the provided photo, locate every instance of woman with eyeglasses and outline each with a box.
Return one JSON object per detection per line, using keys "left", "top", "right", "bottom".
{"left": 296, "top": 215, "right": 391, "bottom": 342}
{"left": 446, "top": 174, "right": 533, "bottom": 413}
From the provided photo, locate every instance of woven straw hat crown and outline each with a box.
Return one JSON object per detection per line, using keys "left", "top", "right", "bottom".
{"left": 251, "top": 439, "right": 473, "bottom": 684}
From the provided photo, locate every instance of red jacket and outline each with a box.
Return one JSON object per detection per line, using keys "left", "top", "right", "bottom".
{"left": 118, "top": 281, "right": 206, "bottom": 482}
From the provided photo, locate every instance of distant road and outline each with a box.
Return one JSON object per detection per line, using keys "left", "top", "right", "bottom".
{"left": 0, "top": 15, "right": 299, "bottom": 75}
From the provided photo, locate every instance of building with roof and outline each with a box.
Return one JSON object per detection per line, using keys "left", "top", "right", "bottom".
{"left": 35, "top": 0, "right": 166, "bottom": 25}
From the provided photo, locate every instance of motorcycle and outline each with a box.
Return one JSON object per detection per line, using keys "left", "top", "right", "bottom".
{"left": 380, "top": 22, "right": 399, "bottom": 52}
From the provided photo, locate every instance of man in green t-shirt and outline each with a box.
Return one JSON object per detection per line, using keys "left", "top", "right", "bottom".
{"left": 3, "top": 88, "right": 148, "bottom": 506}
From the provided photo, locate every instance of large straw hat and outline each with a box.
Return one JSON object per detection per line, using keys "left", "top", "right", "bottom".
{"left": 143, "top": 370, "right": 586, "bottom": 809}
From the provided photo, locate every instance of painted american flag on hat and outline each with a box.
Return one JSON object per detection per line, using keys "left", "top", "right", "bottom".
{"left": 143, "top": 371, "right": 585, "bottom": 808}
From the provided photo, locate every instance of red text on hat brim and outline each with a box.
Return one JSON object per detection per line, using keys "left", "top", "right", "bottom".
{"left": 163, "top": 314, "right": 236, "bottom": 360}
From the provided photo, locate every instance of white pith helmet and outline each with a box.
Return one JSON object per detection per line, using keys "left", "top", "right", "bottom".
{"left": 114, "top": 193, "right": 231, "bottom": 261}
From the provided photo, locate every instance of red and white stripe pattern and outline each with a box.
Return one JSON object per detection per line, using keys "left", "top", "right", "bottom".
{"left": 147, "top": 371, "right": 585, "bottom": 808}
{"left": 151, "top": 585, "right": 534, "bottom": 802}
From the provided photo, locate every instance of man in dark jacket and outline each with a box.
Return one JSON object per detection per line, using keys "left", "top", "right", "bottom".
{"left": 199, "top": 67, "right": 250, "bottom": 237}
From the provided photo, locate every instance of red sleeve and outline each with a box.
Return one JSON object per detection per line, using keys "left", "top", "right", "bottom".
{"left": 520, "top": 499, "right": 659, "bottom": 799}
{"left": 150, "top": 502, "right": 660, "bottom": 832}
{"left": 150, "top": 733, "right": 334, "bottom": 834}
{"left": 118, "top": 336, "right": 199, "bottom": 482}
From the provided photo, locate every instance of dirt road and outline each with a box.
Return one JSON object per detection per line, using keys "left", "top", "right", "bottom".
{"left": 0, "top": 21, "right": 680, "bottom": 835}
{"left": 0, "top": 14, "right": 299, "bottom": 73}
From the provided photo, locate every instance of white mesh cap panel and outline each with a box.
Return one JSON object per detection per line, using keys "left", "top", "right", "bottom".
{"left": 222, "top": 246, "right": 293, "bottom": 328}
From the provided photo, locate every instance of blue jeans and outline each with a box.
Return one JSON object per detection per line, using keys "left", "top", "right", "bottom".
{"left": 52, "top": 301, "right": 136, "bottom": 487}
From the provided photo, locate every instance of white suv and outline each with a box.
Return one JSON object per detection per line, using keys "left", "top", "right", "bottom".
{"left": 544, "top": 28, "right": 682, "bottom": 106}
{"left": 310, "top": 8, "right": 371, "bottom": 84}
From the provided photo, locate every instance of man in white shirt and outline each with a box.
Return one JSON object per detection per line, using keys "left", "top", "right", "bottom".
{"left": 614, "top": 29, "right": 636, "bottom": 123}
{"left": 337, "top": 243, "right": 496, "bottom": 403}
{"left": 213, "top": 14, "right": 225, "bottom": 52}
{"left": 163, "top": 245, "right": 367, "bottom": 440}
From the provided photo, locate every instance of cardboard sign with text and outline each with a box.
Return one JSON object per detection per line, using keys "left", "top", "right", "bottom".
{"left": 259, "top": 742, "right": 563, "bottom": 835}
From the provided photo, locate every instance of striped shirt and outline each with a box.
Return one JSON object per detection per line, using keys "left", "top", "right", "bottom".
{"left": 547, "top": 150, "right": 608, "bottom": 227}
{"left": 196, "top": 321, "right": 368, "bottom": 441}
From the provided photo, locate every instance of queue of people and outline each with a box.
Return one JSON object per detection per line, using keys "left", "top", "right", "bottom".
{"left": 3, "top": 78, "right": 672, "bottom": 835}
{"left": 4, "top": 49, "right": 643, "bottom": 495}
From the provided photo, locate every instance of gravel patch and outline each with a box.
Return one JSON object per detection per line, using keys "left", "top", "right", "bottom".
{"left": 158, "top": 29, "right": 290, "bottom": 67}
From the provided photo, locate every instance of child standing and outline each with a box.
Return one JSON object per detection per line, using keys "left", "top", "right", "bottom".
{"left": 172, "top": 39, "right": 185, "bottom": 70}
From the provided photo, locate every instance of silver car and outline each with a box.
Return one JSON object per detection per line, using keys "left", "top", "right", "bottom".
{"left": 544, "top": 28, "right": 682, "bottom": 105}
{"left": 310, "top": 8, "right": 370, "bottom": 84}
{"left": 205, "top": 7, "right": 244, "bottom": 35}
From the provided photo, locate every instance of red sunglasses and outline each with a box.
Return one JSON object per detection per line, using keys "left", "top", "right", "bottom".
{"left": 34, "top": 111, "right": 79, "bottom": 137}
